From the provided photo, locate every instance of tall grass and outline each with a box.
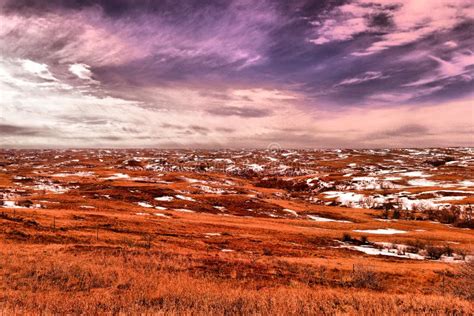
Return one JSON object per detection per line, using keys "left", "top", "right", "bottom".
{"left": 1, "top": 246, "right": 472, "bottom": 315}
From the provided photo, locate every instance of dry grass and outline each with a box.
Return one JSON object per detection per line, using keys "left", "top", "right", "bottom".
{"left": 1, "top": 245, "right": 473, "bottom": 315}
{"left": 1, "top": 208, "right": 473, "bottom": 315}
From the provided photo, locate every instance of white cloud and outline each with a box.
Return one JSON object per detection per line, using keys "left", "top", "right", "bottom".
{"left": 336, "top": 71, "right": 386, "bottom": 86}
{"left": 69, "top": 63, "right": 95, "bottom": 81}
{"left": 21, "top": 59, "right": 57, "bottom": 81}
{"left": 404, "top": 50, "right": 474, "bottom": 86}
{"left": 0, "top": 56, "right": 309, "bottom": 148}
{"left": 444, "top": 41, "right": 458, "bottom": 48}
{"left": 0, "top": 3, "right": 275, "bottom": 69}
{"left": 310, "top": 0, "right": 473, "bottom": 55}
{"left": 309, "top": 17, "right": 367, "bottom": 44}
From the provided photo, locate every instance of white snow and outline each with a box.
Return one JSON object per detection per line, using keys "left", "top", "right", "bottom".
{"left": 283, "top": 209, "right": 298, "bottom": 216}
{"left": 306, "top": 177, "right": 319, "bottom": 186}
{"left": 400, "top": 171, "right": 431, "bottom": 178}
{"left": 174, "top": 208, "right": 195, "bottom": 213}
{"left": 53, "top": 171, "right": 94, "bottom": 177}
{"left": 323, "top": 191, "right": 365, "bottom": 208}
{"left": 353, "top": 228, "right": 407, "bottom": 235}
{"left": 176, "top": 194, "right": 196, "bottom": 202}
{"left": 2, "top": 201, "right": 24, "bottom": 208}
{"left": 104, "top": 173, "right": 130, "bottom": 180}
{"left": 204, "top": 233, "right": 221, "bottom": 237}
{"left": 408, "top": 179, "right": 438, "bottom": 187}
{"left": 31, "top": 184, "right": 70, "bottom": 193}
{"left": 352, "top": 176, "right": 376, "bottom": 181}
{"left": 307, "top": 215, "right": 351, "bottom": 223}
{"left": 138, "top": 202, "right": 153, "bottom": 208}
{"left": 183, "top": 177, "right": 203, "bottom": 183}
{"left": 196, "top": 185, "right": 227, "bottom": 194}
{"left": 247, "top": 164, "right": 264, "bottom": 172}
{"left": 342, "top": 244, "right": 424, "bottom": 260}
{"left": 154, "top": 196, "right": 174, "bottom": 201}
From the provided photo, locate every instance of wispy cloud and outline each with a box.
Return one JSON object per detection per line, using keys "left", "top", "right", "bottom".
{"left": 336, "top": 71, "right": 387, "bottom": 86}
{"left": 404, "top": 51, "right": 474, "bottom": 86}
{"left": 310, "top": 0, "right": 473, "bottom": 56}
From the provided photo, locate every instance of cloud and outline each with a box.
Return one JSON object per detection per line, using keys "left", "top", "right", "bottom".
{"left": 21, "top": 59, "right": 57, "bottom": 81}
{"left": 1, "top": 0, "right": 278, "bottom": 70}
{"left": 188, "top": 125, "right": 210, "bottom": 135}
{"left": 0, "top": 0, "right": 473, "bottom": 148}
{"left": 0, "top": 124, "right": 49, "bottom": 136}
{"left": 69, "top": 63, "right": 96, "bottom": 82}
{"left": 206, "top": 106, "right": 272, "bottom": 118}
{"left": 404, "top": 51, "right": 474, "bottom": 86}
{"left": 371, "top": 123, "right": 431, "bottom": 139}
{"left": 336, "top": 71, "right": 386, "bottom": 86}
{"left": 58, "top": 115, "right": 109, "bottom": 125}
{"left": 444, "top": 41, "right": 458, "bottom": 48}
{"left": 310, "top": 0, "right": 473, "bottom": 56}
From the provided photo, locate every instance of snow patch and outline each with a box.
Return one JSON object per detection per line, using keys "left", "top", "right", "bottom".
{"left": 307, "top": 215, "right": 351, "bottom": 223}
{"left": 353, "top": 228, "right": 407, "bottom": 235}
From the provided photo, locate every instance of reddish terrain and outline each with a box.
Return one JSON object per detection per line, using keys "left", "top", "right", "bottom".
{"left": 1, "top": 148, "right": 473, "bottom": 314}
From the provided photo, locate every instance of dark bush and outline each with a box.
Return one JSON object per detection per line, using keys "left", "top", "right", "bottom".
{"left": 443, "top": 245, "right": 454, "bottom": 257}
{"left": 392, "top": 209, "right": 400, "bottom": 219}
{"left": 426, "top": 246, "right": 445, "bottom": 260}
{"left": 255, "top": 177, "right": 310, "bottom": 192}
{"left": 405, "top": 239, "right": 426, "bottom": 252}
{"left": 263, "top": 248, "right": 273, "bottom": 256}
{"left": 351, "top": 265, "right": 383, "bottom": 290}
{"left": 342, "top": 233, "right": 352, "bottom": 243}
{"left": 453, "top": 260, "right": 474, "bottom": 301}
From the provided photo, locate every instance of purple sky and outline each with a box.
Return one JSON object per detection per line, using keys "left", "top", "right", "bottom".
{"left": 0, "top": 0, "right": 473, "bottom": 148}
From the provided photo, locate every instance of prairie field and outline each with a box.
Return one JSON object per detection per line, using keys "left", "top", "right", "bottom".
{"left": 1, "top": 148, "right": 473, "bottom": 315}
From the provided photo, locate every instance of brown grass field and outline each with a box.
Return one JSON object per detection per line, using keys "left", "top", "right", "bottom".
{"left": 1, "top": 149, "right": 473, "bottom": 315}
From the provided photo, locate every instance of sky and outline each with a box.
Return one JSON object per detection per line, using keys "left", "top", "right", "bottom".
{"left": 0, "top": 0, "right": 473, "bottom": 149}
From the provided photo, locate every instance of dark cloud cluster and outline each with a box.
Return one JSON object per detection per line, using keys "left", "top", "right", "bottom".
{"left": 0, "top": 124, "right": 49, "bottom": 137}
{"left": 206, "top": 106, "right": 272, "bottom": 118}
{"left": 2, "top": 0, "right": 229, "bottom": 17}
{"left": 2, "top": 0, "right": 472, "bottom": 108}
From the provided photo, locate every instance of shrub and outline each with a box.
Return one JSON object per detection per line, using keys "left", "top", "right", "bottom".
{"left": 453, "top": 260, "right": 474, "bottom": 301}
{"left": 392, "top": 209, "right": 400, "bottom": 219}
{"left": 405, "top": 239, "right": 425, "bottom": 252}
{"left": 351, "top": 265, "right": 383, "bottom": 290}
{"left": 263, "top": 248, "right": 273, "bottom": 256}
{"left": 342, "top": 233, "right": 352, "bottom": 243}
{"left": 457, "top": 249, "right": 467, "bottom": 260}
{"left": 426, "top": 246, "right": 445, "bottom": 260}
{"left": 443, "top": 244, "right": 454, "bottom": 257}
